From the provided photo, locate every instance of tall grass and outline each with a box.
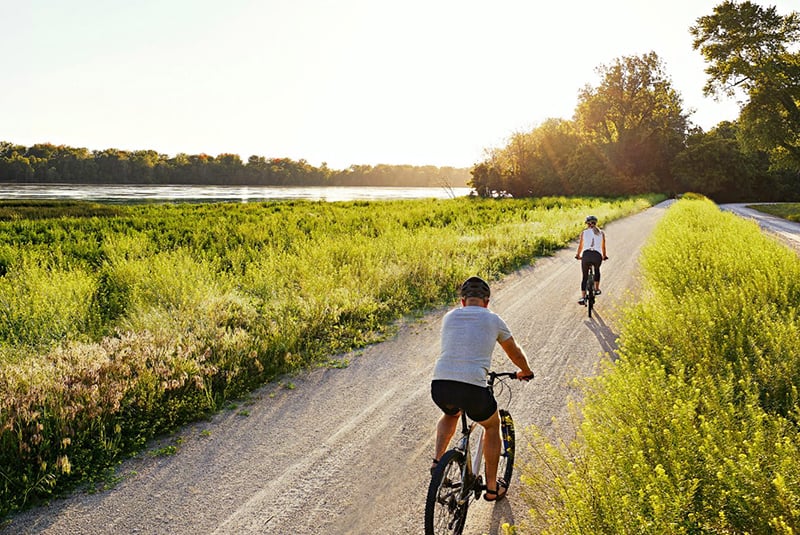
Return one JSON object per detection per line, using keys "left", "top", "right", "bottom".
{"left": 521, "top": 197, "right": 800, "bottom": 533}
{"left": 0, "top": 195, "right": 659, "bottom": 519}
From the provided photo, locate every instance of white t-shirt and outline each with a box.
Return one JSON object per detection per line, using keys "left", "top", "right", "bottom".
{"left": 432, "top": 306, "right": 512, "bottom": 387}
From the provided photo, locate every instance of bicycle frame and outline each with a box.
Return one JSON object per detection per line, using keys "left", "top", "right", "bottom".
{"left": 449, "top": 372, "right": 516, "bottom": 498}
{"left": 452, "top": 416, "right": 485, "bottom": 500}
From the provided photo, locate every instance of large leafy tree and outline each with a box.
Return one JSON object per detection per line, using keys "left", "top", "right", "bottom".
{"left": 468, "top": 52, "right": 689, "bottom": 197}
{"left": 574, "top": 52, "right": 689, "bottom": 194}
{"left": 691, "top": 1, "right": 800, "bottom": 171}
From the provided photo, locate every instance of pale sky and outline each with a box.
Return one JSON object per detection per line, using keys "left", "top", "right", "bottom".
{"left": 3, "top": 1, "right": 797, "bottom": 170}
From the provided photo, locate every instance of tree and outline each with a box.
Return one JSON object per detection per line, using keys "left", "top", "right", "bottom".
{"left": 94, "top": 148, "right": 131, "bottom": 183}
{"left": 129, "top": 150, "right": 162, "bottom": 183}
{"left": 0, "top": 152, "right": 35, "bottom": 181}
{"left": 672, "top": 122, "right": 761, "bottom": 201}
{"left": 469, "top": 153, "right": 508, "bottom": 198}
{"left": 501, "top": 120, "right": 584, "bottom": 197}
{"left": 691, "top": 1, "right": 800, "bottom": 171}
{"left": 467, "top": 53, "right": 690, "bottom": 198}
{"left": 574, "top": 52, "right": 689, "bottom": 193}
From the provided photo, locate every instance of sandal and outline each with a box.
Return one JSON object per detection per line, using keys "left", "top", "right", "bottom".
{"left": 484, "top": 480, "right": 508, "bottom": 502}
{"left": 595, "top": 289, "right": 602, "bottom": 295}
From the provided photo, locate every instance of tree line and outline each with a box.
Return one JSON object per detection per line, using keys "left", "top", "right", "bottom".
{"left": 470, "top": 1, "right": 800, "bottom": 202}
{"left": 0, "top": 143, "right": 471, "bottom": 189}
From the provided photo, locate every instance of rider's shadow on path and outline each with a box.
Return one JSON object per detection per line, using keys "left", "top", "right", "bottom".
{"left": 488, "top": 498, "right": 514, "bottom": 535}
{"left": 583, "top": 312, "right": 619, "bottom": 362}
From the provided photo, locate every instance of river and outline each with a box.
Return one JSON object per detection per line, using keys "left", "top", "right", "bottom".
{"left": 0, "top": 184, "right": 473, "bottom": 203}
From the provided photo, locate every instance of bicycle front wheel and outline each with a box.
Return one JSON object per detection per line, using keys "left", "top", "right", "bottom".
{"left": 498, "top": 410, "right": 515, "bottom": 489}
{"left": 425, "top": 449, "right": 468, "bottom": 535}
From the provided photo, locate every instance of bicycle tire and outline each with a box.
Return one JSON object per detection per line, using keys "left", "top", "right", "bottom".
{"left": 498, "top": 409, "right": 515, "bottom": 489}
{"left": 425, "top": 449, "right": 468, "bottom": 535}
{"left": 585, "top": 266, "right": 595, "bottom": 318}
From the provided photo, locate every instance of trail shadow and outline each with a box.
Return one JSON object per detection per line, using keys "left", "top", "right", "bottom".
{"left": 487, "top": 498, "right": 515, "bottom": 535}
{"left": 583, "top": 311, "right": 619, "bottom": 361}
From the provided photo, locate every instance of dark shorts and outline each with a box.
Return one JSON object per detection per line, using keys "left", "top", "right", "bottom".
{"left": 431, "top": 380, "right": 497, "bottom": 422}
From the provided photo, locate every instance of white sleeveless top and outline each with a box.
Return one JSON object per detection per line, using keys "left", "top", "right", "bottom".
{"left": 580, "top": 228, "right": 604, "bottom": 253}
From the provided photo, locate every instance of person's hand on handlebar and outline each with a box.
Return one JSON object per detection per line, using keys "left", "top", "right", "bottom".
{"left": 516, "top": 371, "right": 534, "bottom": 381}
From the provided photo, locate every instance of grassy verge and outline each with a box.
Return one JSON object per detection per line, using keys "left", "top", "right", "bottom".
{"left": 748, "top": 203, "right": 800, "bottom": 222}
{"left": 521, "top": 196, "right": 800, "bottom": 533}
{"left": 0, "top": 195, "right": 660, "bottom": 519}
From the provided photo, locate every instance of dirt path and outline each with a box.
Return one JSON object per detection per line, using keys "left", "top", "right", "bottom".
{"left": 2, "top": 201, "right": 673, "bottom": 535}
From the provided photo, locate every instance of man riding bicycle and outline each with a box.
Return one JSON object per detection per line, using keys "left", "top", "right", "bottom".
{"left": 575, "top": 215, "right": 608, "bottom": 305}
{"left": 430, "top": 276, "right": 534, "bottom": 502}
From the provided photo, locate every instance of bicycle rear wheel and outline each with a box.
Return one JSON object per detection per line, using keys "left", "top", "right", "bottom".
{"left": 585, "top": 266, "right": 595, "bottom": 318}
{"left": 425, "top": 449, "right": 468, "bottom": 535}
{"left": 498, "top": 410, "right": 515, "bottom": 489}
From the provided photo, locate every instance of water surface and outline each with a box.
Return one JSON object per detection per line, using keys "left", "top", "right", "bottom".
{"left": 0, "top": 184, "right": 472, "bottom": 203}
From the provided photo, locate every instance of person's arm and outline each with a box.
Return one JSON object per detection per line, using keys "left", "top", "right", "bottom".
{"left": 575, "top": 233, "right": 584, "bottom": 259}
{"left": 499, "top": 336, "right": 534, "bottom": 379}
{"left": 601, "top": 231, "right": 608, "bottom": 259}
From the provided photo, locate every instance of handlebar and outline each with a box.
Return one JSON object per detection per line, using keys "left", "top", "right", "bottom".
{"left": 488, "top": 371, "right": 534, "bottom": 384}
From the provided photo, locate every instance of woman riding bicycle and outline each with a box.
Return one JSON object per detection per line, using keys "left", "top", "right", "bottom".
{"left": 430, "top": 276, "right": 534, "bottom": 502}
{"left": 575, "top": 215, "right": 608, "bottom": 305}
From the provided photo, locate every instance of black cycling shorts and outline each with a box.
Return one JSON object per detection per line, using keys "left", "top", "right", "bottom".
{"left": 431, "top": 380, "right": 497, "bottom": 422}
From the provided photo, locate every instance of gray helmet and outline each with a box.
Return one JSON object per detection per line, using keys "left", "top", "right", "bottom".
{"left": 585, "top": 215, "right": 598, "bottom": 223}
{"left": 460, "top": 276, "right": 490, "bottom": 299}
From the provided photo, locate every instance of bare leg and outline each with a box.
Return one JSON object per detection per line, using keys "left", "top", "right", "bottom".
{"left": 433, "top": 412, "right": 460, "bottom": 471}
{"left": 477, "top": 411, "right": 504, "bottom": 498}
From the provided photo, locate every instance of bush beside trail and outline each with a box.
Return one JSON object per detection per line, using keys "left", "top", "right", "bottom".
{"left": 521, "top": 197, "right": 800, "bottom": 533}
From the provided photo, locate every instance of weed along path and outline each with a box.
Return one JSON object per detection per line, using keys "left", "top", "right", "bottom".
{"left": 721, "top": 203, "right": 800, "bottom": 254}
{"left": 3, "top": 202, "right": 673, "bottom": 535}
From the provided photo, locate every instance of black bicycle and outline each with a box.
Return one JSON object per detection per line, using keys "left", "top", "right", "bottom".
{"left": 424, "top": 372, "right": 519, "bottom": 535}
